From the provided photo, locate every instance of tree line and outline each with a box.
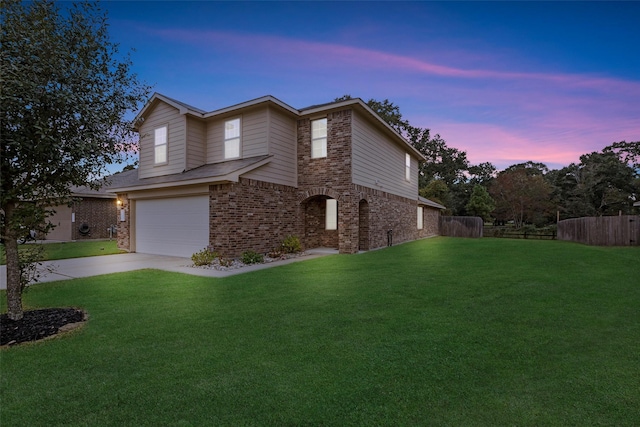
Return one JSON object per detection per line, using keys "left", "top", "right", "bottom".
{"left": 338, "top": 96, "right": 639, "bottom": 227}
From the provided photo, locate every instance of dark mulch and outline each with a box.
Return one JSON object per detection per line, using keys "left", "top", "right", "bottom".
{"left": 1, "top": 308, "right": 86, "bottom": 346}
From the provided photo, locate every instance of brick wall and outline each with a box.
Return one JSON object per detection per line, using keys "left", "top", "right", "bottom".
{"left": 116, "top": 194, "right": 130, "bottom": 251}
{"left": 298, "top": 110, "right": 352, "bottom": 190}
{"left": 72, "top": 198, "right": 118, "bottom": 240}
{"left": 298, "top": 109, "right": 359, "bottom": 253}
{"left": 297, "top": 107, "right": 440, "bottom": 254}
{"left": 352, "top": 184, "right": 439, "bottom": 251}
{"left": 303, "top": 196, "right": 339, "bottom": 249}
{"left": 422, "top": 207, "right": 440, "bottom": 237}
{"left": 209, "top": 178, "right": 301, "bottom": 258}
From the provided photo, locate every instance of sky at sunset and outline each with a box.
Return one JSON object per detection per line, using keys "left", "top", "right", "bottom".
{"left": 103, "top": 1, "right": 640, "bottom": 171}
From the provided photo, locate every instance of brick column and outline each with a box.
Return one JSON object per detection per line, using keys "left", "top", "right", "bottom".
{"left": 116, "top": 193, "right": 130, "bottom": 251}
{"left": 338, "top": 192, "right": 359, "bottom": 254}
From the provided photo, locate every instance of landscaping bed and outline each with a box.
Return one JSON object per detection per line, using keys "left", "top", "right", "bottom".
{"left": 0, "top": 307, "right": 86, "bottom": 346}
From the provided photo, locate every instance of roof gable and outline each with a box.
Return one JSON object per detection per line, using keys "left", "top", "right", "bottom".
{"left": 134, "top": 93, "right": 426, "bottom": 161}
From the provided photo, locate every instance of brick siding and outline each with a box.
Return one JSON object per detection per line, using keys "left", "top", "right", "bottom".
{"left": 116, "top": 194, "right": 130, "bottom": 251}
{"left": 209, "top": 178, "right": 301, "bottom": 258}
{"left": 72, "top": 198, "right": 118, "bottom": 240}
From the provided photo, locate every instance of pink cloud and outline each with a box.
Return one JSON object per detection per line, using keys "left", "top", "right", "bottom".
{"left": 430, "top": 117, "right": 639, "bottom": 171}
{"left": 138, "top": 25, "right": 639, "bottom": 170}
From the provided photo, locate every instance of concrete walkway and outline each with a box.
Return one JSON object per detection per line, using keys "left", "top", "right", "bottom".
{"left": 0, "top": 249, "right": 338, "bottom": 290}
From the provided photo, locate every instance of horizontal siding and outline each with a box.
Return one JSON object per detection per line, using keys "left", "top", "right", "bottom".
{"left": 243, "top": 107, "right": 297, "bottom": 187}
{"left": 206, "top": 119, "right": 224, "bottom": 164}
{"left": 186, "top": 117, "right": 206, "bottom": 171}
{"left": 206, "top": 107, "right": 269, "bottom": 164}
{"left": 352, "top": 110, "right": 417, "bottom": 199}
{"left": 242, "top": 108, "right": 269, "bottom": 158}
{"left": 139, "top": 101, "right": 186, "bottom": 179}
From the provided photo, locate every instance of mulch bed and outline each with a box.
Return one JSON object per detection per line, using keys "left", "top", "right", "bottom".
{"left": 1, "top": 308, "right": 87, "bottom": 347}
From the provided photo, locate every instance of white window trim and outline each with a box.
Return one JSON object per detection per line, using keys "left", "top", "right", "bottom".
{"left": 326, "top": 198, "right": 337, "bottom": 230}
{"left": 311, "top": 118, "right": 327, "bottom": 159}
{"left": 417, "top": 206, "right": 424, "bottom": 230}
{"left": 405, "top": 153, "right": 411, "bottom": 181}
{"left": 224, "top": 117, "right": 241, "bottom": 160}
{"left": 154, "top": 125, "right": 168, "bottom": 165}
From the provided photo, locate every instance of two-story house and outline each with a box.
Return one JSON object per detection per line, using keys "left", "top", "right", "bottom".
{"left": 111, "top": 93, "right": 444, "bottom": 258}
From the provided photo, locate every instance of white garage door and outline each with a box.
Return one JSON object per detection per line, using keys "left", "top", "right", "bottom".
{"left": 135, "top": 196, "right": 210, "bottom": 258}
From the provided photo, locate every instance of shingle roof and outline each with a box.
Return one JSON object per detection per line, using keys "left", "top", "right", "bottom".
{"left": 108, "top": 155, "right": 272, "bottom": 192}
{"left": 418, "top": 196, "right": 446, "bottom": 210}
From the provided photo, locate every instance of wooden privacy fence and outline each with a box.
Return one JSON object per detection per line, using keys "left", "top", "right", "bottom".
{"left": 440, "top": 216, "right": 483, "bottom": 238}
{"left": 558, "top": 215, "right": 640, "bottom": 246}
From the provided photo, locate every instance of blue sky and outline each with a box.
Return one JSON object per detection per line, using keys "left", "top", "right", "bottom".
{"left": 103, "top": 1, "right": 640, "bottom": 171}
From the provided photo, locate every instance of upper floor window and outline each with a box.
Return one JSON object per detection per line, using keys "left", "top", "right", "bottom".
{"left": 154, "top": 126, "right": 167, "bottom": 164}
{"left": 405, "top": 153, "right": 411, "bottom": 181}
{"left": 311, "top": 118, "right": 327, "bottom": 159}
{"left": 225, "top": 118, "right": 241, "bottom": 159}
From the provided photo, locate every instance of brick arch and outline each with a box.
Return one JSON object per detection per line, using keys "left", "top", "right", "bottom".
{"left": 297, "top": 187, "right": 342, "bottom": 204}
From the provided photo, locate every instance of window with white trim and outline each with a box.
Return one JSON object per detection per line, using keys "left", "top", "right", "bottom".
{"left": 326, "top": 199, "right": 337, "bottom": 230}
{"left": 417, "top": 206, "right": 424, "bottom": 229}
{"left": 225, "top": 118, "right": 241, "bottom": 159}
{"left": 154, "top": 126, "right": 167, "bottom": 164}
{"left": 405, "top": 153, "right": 411, "bottom": 181}
{"left": 311, "top": 118, "right": 327, "bottom": 158}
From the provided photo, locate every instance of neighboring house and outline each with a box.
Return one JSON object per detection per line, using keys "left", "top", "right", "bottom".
{"left": 45, "top": 184, "right": 119, "bottom": 241}
{"left": 110, "top": 93, "right": 445, "bottom": 258}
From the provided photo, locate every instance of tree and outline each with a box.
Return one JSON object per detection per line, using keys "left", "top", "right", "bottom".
{"left": 465, "top": 185, "right": 495, "bottom": 222}
{"left": 1, "top": 0, "right": 150, "bottom": 320}
{"left": 467, "top": 162, "right": 497, "bottom": 187}
{"left": 489, "top": 168, "right": 554, "bottom": 228}
{"left": 420, "top": 179, "right": 451, "bottom": 212}
{"left": 407, "top": 127, "right": 469, "bottom": 188}
{"left": 549, "top": 144, "right": 638, "bottom": 218}
{"left": 335, "top": 95, "right": 411, "bottom": 135}
{"left": 503, "top": 161, "right": 549, "bottom": 176}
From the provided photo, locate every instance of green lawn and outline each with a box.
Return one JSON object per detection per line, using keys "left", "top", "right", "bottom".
{"left": 2, "top": 238, "right": 639, "bottom": 426}
{"left": 0, "top": 240, "right": 125, "bottom": 264}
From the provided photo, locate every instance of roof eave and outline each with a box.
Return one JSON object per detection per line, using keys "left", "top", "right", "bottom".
{"left": 418, "top": 196, "right": 446, "bottom": 210}
{"left": 109, "top": 157, "right": 272, "bottom": 193}
{"left": 202, "top": 95, "right": 299, "bottom": 119}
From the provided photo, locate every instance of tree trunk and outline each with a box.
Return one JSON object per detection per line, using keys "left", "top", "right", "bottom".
{"left": 3, "top": 203, "right": 24, "bottom": 320}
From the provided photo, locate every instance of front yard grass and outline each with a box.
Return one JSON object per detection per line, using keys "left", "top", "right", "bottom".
{"left": 1, "top": 238, "right": 639, "bottom": 425}
{"left": 0, "top": 240, "right": 124, "bottom": 265}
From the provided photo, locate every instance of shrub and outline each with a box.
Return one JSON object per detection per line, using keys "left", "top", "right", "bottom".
{"left": 241, "top": 250, "right": 264, "bottom": 265}
{"left": 281, "top": 235, "right": 301, "bottom": 254}
{"left": 191, "top": 248, "right": 218, "bottom": 266}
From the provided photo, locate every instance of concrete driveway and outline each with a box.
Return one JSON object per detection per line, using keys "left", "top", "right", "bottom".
{"left": 0, "top": 249, "right": 337, "bottom": 290}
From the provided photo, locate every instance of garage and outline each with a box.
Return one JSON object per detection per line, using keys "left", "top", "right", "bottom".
{"left": 135, "top": 195, "right": 210, "bottom": 258}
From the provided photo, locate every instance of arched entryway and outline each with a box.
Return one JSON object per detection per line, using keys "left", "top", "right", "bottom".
{"left": 358, "top": 199, "right": 369, "bottom": 251}
{"left": 301, "top": 195, "right": 339, "bottom": 250}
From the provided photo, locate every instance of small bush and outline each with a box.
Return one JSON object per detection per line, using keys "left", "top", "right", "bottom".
{"left": 281, "top": 235, "right": 301, "bottom": 254}
{"left": 241, "top": 250, "right": 264, "bottom": 265}
{"left": 191, "top": 248, "right": 218, "bottom": 266}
